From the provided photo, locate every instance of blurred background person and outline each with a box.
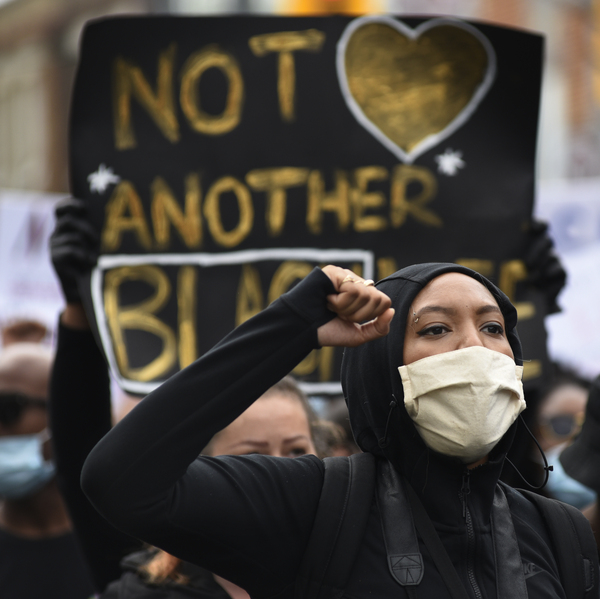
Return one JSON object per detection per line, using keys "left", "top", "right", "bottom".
{"left": 1, "top": 319, "right": 49, "bottom": 347}
{"left": 533, "top": 364, "right": 596, "bottom": 508}
{"left": 536, "top": 365, "right": 589, "bottom": 455}
{"left": 0, "top": 341, "right": 95, "bottom": 599}
{"left": 560, "top": 374, "right": 600, "bottom": 550}
{"left": 320, "top": 396, "right": 361, "bottom": 456}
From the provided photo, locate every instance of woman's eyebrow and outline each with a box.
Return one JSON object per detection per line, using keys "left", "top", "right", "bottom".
{"left": 283, "top": 435, "right": 310, "bottom": 444}
{"left": 230, "top": 439, "right": 269, "bottom": 449}
{"left": 476, "top": 305, "right": 503, "bottom": 316}
{"left": 415, "top": 306, "right": 456, "bottom": 317}
{"left": 415, "top": 304, "right": 502, "bottom": 317}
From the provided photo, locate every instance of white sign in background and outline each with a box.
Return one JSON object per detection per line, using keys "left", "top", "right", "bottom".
{"left": 0, "top": 189, "right": 64, "bottom": 337}
{"left": 535, "top": 177, "right": 600, "bottom": 380}
{"left": 0, "top": 183, "right": 599, "bottom": 381}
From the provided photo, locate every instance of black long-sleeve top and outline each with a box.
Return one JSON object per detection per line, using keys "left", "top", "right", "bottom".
{"left": 49, "top": 319, "right": 143, "bottom": 591}
{"left": 82, "top": 268, "right": 335, "bottom": 598}
{"left": 82, "top": 268, "right": 568, "bottom": 599}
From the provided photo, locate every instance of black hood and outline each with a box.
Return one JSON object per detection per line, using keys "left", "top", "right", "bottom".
{"left": 341, "top": 263, "right": 523, "bottom": 481}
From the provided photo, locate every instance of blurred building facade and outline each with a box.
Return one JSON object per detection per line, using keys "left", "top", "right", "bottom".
{"left": 0, "top": 0, "right": 598, "bottom": 193}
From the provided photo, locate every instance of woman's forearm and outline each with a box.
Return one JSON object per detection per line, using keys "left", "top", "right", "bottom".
{"left": 81, "top": 268, "right": 335, "bottom": 536}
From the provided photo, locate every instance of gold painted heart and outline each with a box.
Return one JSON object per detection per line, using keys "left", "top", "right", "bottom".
{"left": 337, "top": 17, "right": 496, "bottom": 163}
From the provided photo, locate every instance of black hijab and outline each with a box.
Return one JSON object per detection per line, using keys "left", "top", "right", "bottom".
{"left": 341, "top": 263, "right": 523, "bottom": 479}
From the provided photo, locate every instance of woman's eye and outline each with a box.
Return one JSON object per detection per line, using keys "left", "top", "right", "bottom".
{"left": 482, "top": 323, "right": 504, "bottom": 335}
{"left": 417, "top": 325, "right": 448, "bottom": 337}
{"left": 288, "top": 447, "right": 307, "bottom": 458}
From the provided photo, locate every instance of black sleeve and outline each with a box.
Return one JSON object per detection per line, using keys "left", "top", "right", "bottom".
{"left": 49, "top": 321, "right": 141, "bottom": 593}
{"left": 81, "top": 268, "right": 336, "bottom": 599}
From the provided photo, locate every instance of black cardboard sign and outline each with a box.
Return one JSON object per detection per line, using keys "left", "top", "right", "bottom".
{"left": 70, "top": 15, "right": 545, "bottom": 395}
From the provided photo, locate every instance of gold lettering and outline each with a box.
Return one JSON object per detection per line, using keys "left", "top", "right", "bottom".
{"left": 498, "top": 259, "right": 526, "bottom": 301}
{"left": 352, "top": 166, "right": 388, "bottom": 232}
{"left": 351, "top": 263, "right": 364, "bottom": 277}
{"left": 515, "top": 303, "right": 535, "bottom": 320}
{"left": 180, "top": 46, "right": 244, "bottom": 135}
{"left": 293, "top": 350, "right": 319, "bottom": 376}
{"left": 318, "top": 346, "right": 334, "bottom": 382}
{"left": 455, "top": 259, "right": 494, "bottom": 278}
{"left": 500, "top": 256, "right": 539, "bottom": 380}
{"left": 377, "top": 257, "right": 398, "bottom": 280}
{"left": 246, "top": 167, "right": 309, "bottom": 236}
{"left": 102, "top": 181, "right": 152, "bottom": 251}
{"left": 236, "top": 264, "right": 264, "bottom": 326}
{"left": 248, "top": 30, "right": 325, "bottom": 122}
{"left": 151, "top": 174, "right": 202, "bottom": 249}
{"left": 498, "top": 260, "right": 535, "bottom": 320}
{"left": 177, "top": 266, "right": 197, "bottom": 369}
{"left": 390, "top": 165, "right": 442, "bottom": 228}
{"left": 307, "top": 170, "right": 350, "bottom": 234}
{"left": 292, "top": 346, "right": 333, "bottom": 379}
{"left": 204, "top": 176, "right": 254, "bottom": 248}
{"left": 103, "top": 265, "right": 177, "bottom": 381}
{"left": 523, "top": 361, "right": 542, "bottom": 380}
{"left": 267, "top": 261, "right": 318, "bottom": 377}
{"left": 268, "top": 261, "right": 313, "bottom": 304}
{"left": 113, "top": 44, "right": 179, "bottom": 150}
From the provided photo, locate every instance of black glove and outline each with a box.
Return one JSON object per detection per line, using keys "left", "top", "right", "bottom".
{"left": 49, "top": 198, "right": 99, "bottom": 304}
{"left": 524, "top": 220, "right": 567, "bottom": 315}
{"left": 560, "top": 375, "right": 600, "bottom": 492}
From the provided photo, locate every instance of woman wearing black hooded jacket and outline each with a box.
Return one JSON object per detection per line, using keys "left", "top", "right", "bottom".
{"left": 82, "top": 263, "right": 593, "bottom": 599}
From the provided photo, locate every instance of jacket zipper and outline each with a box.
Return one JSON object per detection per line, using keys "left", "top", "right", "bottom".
{"left": 461, "top": 470, "right": 483, "bottom": 599}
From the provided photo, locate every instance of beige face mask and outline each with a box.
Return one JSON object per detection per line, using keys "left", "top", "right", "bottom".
{"left": 398, "top": 346, "right": 526, "bottom": 464}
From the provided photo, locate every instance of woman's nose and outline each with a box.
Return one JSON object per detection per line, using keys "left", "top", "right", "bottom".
{"left": 456, "top": 325, "right": 484, "bottom": 349}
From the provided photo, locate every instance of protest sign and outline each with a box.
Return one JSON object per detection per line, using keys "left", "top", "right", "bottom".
{"left": 70, "top": 15, "right": 545, "bottom": 395}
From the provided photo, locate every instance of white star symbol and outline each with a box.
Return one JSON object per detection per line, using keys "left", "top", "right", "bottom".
{"left": 434, "top": 149, "right": 466, "bottom": 176}
{"left": 87, "top": 164, "right": 121, "bottom": 193}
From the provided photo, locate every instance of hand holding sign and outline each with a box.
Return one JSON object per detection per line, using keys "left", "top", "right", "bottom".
{"left": 50, "top": 198, "right": 100, "bottom": 305}
{"left": 318, "top": 265, "right": 394, "bottom": 348}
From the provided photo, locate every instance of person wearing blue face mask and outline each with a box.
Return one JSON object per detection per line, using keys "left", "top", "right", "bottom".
{"left": 0, "top": 342, "right": 95, "bottom": 599}
{"left": 0, "top": 421, "right": 55, "bottom": 499}
{"left": 533, "top": 370, "right": 595, "bottom": 509}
